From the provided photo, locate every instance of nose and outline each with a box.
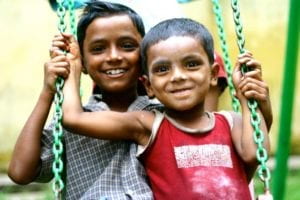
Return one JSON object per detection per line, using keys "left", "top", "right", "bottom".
{"left": 106, "top": 46, "right": 122, "bottom": 62}
{"left": 170, "top": 66, "right": 187, "bottom": 82}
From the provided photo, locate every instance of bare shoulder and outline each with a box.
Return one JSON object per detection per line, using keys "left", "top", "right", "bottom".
{"left": 228, "top": 111, "right": 241, "bottom": 121}
{"left": 219, "top": 111, "right": 242, "bottom": 133}
{"left": 218, "top": 111, "right": 241, "bottom": 126}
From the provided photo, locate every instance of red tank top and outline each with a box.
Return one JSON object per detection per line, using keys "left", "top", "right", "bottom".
{"left": 140, "top": 112, "right": 251, "bottom": 200}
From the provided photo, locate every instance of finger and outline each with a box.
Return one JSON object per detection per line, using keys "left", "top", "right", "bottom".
{"left": 49, "top": 66, "right": 70, "bottom": 79}
{"left": 245, "top": 59, "right": 261, "bottom": 69}
{"left": 52, "top": 34, "right": 68, "bottom": 44}
{"left": 52, "top": 40, "right": 67, "bottom": 48}
{"left": 238, "top": 50, "right": 253, "bottom": 59}
{"left": 239, "top": 77, "right": 267, "bottom": 91}
{"left": 51, "top": 54, "right": 68, "bottom": 62}
{"left": 238, "top": 59, "right": 262, "bottom": 74}
{"left": 47, "top": 61, "right": 70, "bottom": 76}
{"left": 49, "top": 47, "right": 65, "bottom": 58}
{"left": 239, "top": 82, "right": 269, "bottom": 102}
{"left": 243, "top": 90, "right": 268, "bottom": 101}
{"left": 53, "top": 34, "right": 64, "bottom": 40}
{"left": 243, "top": 69, "right": 262, "bottom": 81}
{"left": 239, "top": 81, "right": 266, "bottom": 94}
{"left": 61, "top": 32, "right": 74, "bottom": 42}
{"left": 51, "top": 33, "right": 70, "bottom": 51}
{"left": 56, "top": 32, "right": 74, "bottom": 49}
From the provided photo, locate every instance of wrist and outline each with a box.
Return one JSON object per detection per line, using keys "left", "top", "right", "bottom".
{"left": 40, "top": 87, "right": 55, "bottom": 102}
{"left": 70, "top": 60, "right": 82, "bottom": 79}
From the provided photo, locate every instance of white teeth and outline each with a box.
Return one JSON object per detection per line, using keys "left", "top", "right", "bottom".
{"left": 105, "top": 69, "right": 126, "bottom": 75}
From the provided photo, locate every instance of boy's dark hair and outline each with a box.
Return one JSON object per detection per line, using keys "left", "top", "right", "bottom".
{"left": 77, "top": 0, "right": 145, "bottom": 54}
{"left": 141, "top": 18, "right": 214, "bottom": 75}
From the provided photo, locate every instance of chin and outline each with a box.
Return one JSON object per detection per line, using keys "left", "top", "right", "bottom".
{"left": 166, "top": 103, "right": 194, "bottom": 112}
{"left": 105, "top": 84, "right": 137, "bottom": 94}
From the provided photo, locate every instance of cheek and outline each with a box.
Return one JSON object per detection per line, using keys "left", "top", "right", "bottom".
{"left": 149, "top": 76, "right": 165, "bottom": 92}
{"left": 127, "top": 50, "right": 140, "bottom": 64}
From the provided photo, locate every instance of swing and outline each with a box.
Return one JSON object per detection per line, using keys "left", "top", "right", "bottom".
{"left": 50, "top": 0, "right": 273, "bottom": 199}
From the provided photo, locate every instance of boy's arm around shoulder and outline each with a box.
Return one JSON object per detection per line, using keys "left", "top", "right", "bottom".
{"left": 63, "top": 110, "right": 154, "bottom": 146}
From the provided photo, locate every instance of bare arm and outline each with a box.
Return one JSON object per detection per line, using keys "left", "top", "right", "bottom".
{"left": 8, "top": 90, "right": 53, "bottom": 184}
{"left": 61, "top": 34, "right": 153, "bottom": 146}
{"left": 8, "top": 47, "right": 70, "bottom": 184}
{"left": 230, "top": 52, "right": 270, "bottom": 169}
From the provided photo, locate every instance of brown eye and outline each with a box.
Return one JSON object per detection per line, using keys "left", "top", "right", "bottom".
{"left": 119, "top": 38, "right": 139, "bottom": 52}
{"left": 153, "top": 65, "right": 169, "bottom": 74}
{"left": 91, "top": 45, "right": 105, "bottom": 54}
{"left": 186, "top": 60, "right": 200, "bottom": 68}
{"left": 121, "top": 42, "right": 136, "bottom": 51}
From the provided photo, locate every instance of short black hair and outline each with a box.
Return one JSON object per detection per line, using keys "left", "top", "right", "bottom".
{"left": 141, "top": 18, "right": 214, "bottom": 75}
{"left": 217, "top": 77, "right": 228, "bottom": 93}
{"left": 77, "top": 0, "right": 145, "bottom": 55}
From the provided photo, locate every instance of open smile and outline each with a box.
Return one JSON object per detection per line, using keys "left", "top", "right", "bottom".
{"left": 104, "top": 68, "right": 128, "bottom": 77}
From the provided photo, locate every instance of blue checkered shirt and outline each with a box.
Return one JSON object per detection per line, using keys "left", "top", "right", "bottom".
{"left": 35, "top": 95, "right": 158, "bottom": 200}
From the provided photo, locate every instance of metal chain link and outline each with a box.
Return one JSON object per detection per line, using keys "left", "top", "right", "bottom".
{"left": 52, "top": 1, "right": 77, "bottom": 199}
{"left": 52, "top": 0, "right": 68, "bottom": 199}
{"left": 68, "top": 0, "right": 77, "bottom": 36}
{"left": 211, "top": 0, "right": 240, "bottom": 112}
{"left": 231, "top": 0, "right": 272, "bottom": 196}
{"left": 52, "top": 82, "right": 65, "bottom": 199}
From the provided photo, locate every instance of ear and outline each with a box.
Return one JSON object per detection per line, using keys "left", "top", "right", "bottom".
{"left": 140, "top": 75, "right": 155, "bottom": 98}
{"left": 210, "top": 62, "right": 219, "bottom": 87}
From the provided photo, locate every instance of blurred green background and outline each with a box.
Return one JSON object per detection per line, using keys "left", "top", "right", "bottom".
{"left": 0, "top": 0, "right": 299, "bottom": 198}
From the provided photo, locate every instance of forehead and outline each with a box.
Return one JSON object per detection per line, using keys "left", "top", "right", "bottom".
{"left": 147, "top": 36, "right": 206, "bottom": 64}
{"left": 85, "top": 14, "right": 142, "bottom": 42}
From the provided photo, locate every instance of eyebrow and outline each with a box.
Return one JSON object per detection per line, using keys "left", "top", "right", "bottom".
{"left": 87, "top": 38, "right": 106, "bottom": 46}
{"left": 151, "top": 59, "right": 170, "bottom": 66}
{"left": 182, "top": 53, "right": 203, "bottom": 60}
{"left": 88, "top": 35, "right": 140, "bottom": 45}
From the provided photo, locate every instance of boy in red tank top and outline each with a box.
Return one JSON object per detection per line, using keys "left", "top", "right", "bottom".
{"left": 60, "top": 18, "right": 272, "bottom": 199}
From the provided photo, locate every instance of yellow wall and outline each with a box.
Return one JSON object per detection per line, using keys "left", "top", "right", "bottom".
{"left": 0, "top": 0, "right": 299, "bottom": 170}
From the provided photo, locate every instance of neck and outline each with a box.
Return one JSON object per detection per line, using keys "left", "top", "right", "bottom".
{"left": 165, "top": 104, "right": 209, "bottom": 129}
{"left": 101, "top": 89, "right": 138, "bottom": 112}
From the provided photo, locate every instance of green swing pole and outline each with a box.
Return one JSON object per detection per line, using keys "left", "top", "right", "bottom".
{"left": 272, "top": 0, "right": 299, "bottom": 199}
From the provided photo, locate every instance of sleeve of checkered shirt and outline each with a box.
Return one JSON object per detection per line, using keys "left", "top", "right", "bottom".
{"left": 34, "top": 120, "right": 55, "bottom": 183}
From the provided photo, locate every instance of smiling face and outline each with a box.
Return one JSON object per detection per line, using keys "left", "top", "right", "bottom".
{"left": 83, "top": 15, "right": 142, "bottom": 94}
{"left": 144, "top": 36, "right": 218, "bottom": 112}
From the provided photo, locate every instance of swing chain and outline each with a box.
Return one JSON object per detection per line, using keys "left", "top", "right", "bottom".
{"left": 52, "top": 76, "right": 65, "bottom": 199}
{"left": 56, "top": 0, "right": 67, "bottom": 33}
{"left": 68, "top": 0, "right": 77, "bottom": 36}
{"left": 231, "top": 0, "right": 245, "bottom": 54}
{"left": 248, "top": 100, "right": 271, "bottom": 188}
{"left": 231, "top": 0, "right": 272, "bottom": 195}
{"left": 52, "top": 0, "right": 68, "bottom": 199}
{"left": 211, "top": 0, "right": 240, "bottom": 112}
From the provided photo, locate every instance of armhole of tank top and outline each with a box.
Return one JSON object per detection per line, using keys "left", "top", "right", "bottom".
{"left": 216, "top": 111, "right": 234, "bottom": 130}
{"left": 136, "top": 110, "right": 165, "bottom": 157}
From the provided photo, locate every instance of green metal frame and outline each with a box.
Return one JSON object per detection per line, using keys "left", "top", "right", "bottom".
{"left": 272, "top": 0, "right": 299, "bottom": 199}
